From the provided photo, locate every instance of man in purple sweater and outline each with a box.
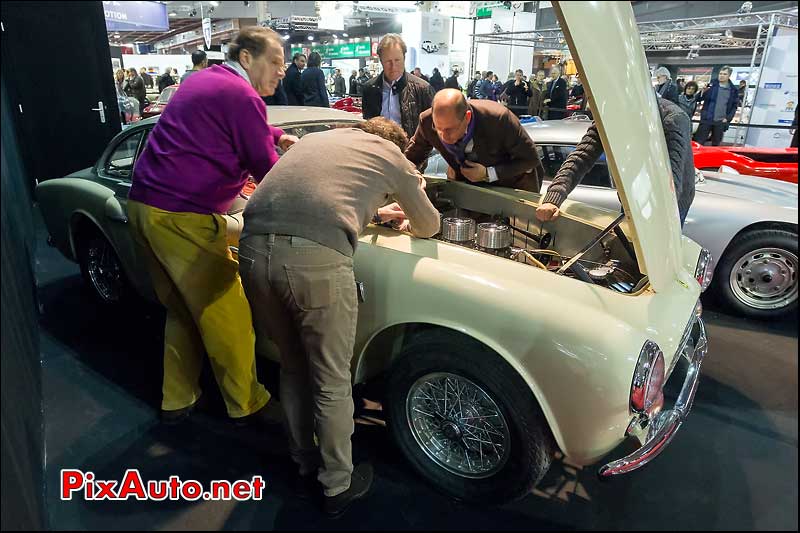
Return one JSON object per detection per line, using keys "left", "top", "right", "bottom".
{"left": 128, "top": 26, "right": 298, "bottom": 426}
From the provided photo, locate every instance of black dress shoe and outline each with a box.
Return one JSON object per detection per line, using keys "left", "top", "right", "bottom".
{"left": 233, "top": 398, "right": 285, "bottom": 427}
{"left": 323, "top": 463, "right": 374, "bottom": 518}
{"left": 160, "top": 399, "right": 200, "bottom": 425}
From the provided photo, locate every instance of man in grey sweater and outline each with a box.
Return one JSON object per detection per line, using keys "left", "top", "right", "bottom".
{"left": 239, "top": 117, "right": 440, "bottom": 517}
{"left": 536, "top": 97, "right": 695, "bottom": 226}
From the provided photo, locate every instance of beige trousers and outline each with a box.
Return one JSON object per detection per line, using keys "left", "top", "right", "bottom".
{"left": 238, "top": 234, "right": 358, "bottom": 497}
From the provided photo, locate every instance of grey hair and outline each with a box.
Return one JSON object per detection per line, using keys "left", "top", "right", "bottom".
{"left": 655, "top": 66, "right": 671, "bottom": 79}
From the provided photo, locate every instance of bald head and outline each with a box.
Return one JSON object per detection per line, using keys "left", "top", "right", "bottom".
{"left": 431, "top": 89, "right": 472, "bottom": 144}
{"left": 432, "top": 89, "right": 468, "bottom": 119}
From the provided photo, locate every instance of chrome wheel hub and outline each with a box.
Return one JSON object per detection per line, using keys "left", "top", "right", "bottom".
{"left": 406, "top": 372, "right": 510, "bottom": 479}
{"left": 730, "top": 247, "right": 797, "bottom": 310}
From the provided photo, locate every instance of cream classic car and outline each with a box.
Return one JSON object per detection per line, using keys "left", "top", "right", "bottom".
{"left": 37, "top": 3, "right": 709, "bottom": 503}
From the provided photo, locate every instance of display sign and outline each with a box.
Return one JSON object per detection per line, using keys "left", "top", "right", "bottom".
{"left": 104, "top": 1, "right": 169, "bottom": 32}
{"left": 291, "top": 40, "right": 372, "bottom": 59}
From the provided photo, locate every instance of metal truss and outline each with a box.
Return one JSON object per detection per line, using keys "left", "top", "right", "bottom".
{"left": 270, "top": 15, "right": 319, "bottom": 32}
{"left": 471, "top": 10, "right": 797, "bottom": 52}
{"left": 640, "top": 34, "right": 758, "bottom": 51}
{"left": 351, "top": 5, "right": 417, "bottom": 15}
{"left": 636, "top": 10, "right": 797, "bottom": 33}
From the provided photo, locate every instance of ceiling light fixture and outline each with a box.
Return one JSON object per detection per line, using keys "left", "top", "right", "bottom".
{"left": 342, "top": 32, "right": 348, "bottom": 37}
{"left": 209, "top": 1, "right": 219, "bottom": 6}
{"left": 169, "top": 11, "right": 178, "bottom": 17}
{"left": 282, "top": 34, "right": 290, "bottom": 40}
{"left": 308, "top": 35, "right": 314, "bottom": 40}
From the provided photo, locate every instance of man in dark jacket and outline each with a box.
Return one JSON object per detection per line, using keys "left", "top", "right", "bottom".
{"left": 125, "top": 68, "right": 147, "bottom": 114}
{"left": 333, "top": 69, "right": 347, "bottom": 97}
{"left": 544, "top": 66, "right": 568, "bottom": 119}
{"left": 356, "top": 68, "right": 370, "bottom": 96}
{"left": 362, "top": 34, "right": 434, "bottom": 139}
{"left": 466, "top": 71, "right": 481, "bottom": 99}
{"left": 536, "top": 97, "right": 695, "bottom": 226}
{"left": 429, "top": 68, "right": 445, "bottom": 92}
{"left": 444, "top": 69, "right": 461, "bottom": 90}
{"left": 157, "top": 67, "right": 176, "bottom": 93}
{"left": 285, "top": 53, "right": 306, "bottom": 105}
{"left": 139, "top": 67, "right": 154, "bottom": 89}
{"left": 695, "top": 65, "right": 739, "bottom": 146}
{"left": 405, "top": 89, "right": 545, "bottom": 192}
{"left": 348, "top": 70, "right": 358, "bottom": 96}
{"left": 654, "top": 67, "right": 679, "bottom": 105}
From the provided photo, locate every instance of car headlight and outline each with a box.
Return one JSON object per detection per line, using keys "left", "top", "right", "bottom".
{"left": 630, "top": 341, "right": 666, "bottom": 416}
{"left": 694, "top": 248, "right": 713, "bottom": 292}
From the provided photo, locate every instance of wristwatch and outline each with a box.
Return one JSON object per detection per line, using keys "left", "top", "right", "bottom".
{"left": 371, "top": 213, "right": 383, "bottom": 225}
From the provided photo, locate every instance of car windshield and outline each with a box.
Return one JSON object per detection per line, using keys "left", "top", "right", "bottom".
{"left": 158, "top": 86, "right": 177, "bottom": 104}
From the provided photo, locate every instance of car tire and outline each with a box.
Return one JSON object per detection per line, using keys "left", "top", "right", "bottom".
{"left": 385, "top": 332, "right": 555, "bottom": 504}
{"left": 77, "top": 229, "right": 133, "bottom": 307}
{"left": 710, "top": 229, "right": 798, "bottom": 319}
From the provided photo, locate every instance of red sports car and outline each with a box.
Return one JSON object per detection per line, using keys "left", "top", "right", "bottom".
{"left": 142, "top": 85, "right": 178, "bottom": 118}
{"left": 692, "top": 142, "right": 798, "bottom": 184}
{"left": 331, "top": 96, "right": 362, "bottom": 115}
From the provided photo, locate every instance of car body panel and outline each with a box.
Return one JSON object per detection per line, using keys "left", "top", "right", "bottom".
{"left": 555, "top": 1, "right": 684, "bottom": 294}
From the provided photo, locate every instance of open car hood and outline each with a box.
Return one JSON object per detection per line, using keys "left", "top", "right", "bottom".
{"left": 554, "top": 2, "right": 686, "bottom": 293}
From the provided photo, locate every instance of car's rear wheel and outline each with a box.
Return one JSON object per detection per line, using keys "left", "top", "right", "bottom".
{"left": 386, "top": 332, "right": 555, "bottom": 504}
{"left": 77, "top": 230, "right": 132, "bottom": 306}
{"left": 711, "top": 229, "right": 798, "bottom": 319}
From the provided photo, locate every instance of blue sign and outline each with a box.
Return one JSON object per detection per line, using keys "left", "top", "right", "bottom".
{"left": 777, "top": 119, "right": 793, "bottom": 124}
{"left": 763, "top": 82, "right": 783, "bottom": 89}
{"left": 104, "top": 1, "right": 169, "bottom": 32}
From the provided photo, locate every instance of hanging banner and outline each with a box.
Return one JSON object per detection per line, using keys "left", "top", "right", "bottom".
{"left": 202, "top": 17, "right": 212, "bottom": 49}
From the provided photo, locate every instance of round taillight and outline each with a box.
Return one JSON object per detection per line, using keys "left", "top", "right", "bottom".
{"left": 630, "top": 341, "right": 666, "bottom": 415}
{"left": 644, "top": 353, "right": 665, "bottom": 414}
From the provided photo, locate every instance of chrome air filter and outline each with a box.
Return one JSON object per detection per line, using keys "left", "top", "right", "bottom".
{"left": 441, "top": 217, "right": 476, "bottom": 243}
{"left": 476, "top": 223, "right": 512, "bottom": 250}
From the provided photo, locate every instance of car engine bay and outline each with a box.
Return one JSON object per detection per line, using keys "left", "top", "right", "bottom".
{"left": 425, "top": 180, "right": 647, "bottom": 294}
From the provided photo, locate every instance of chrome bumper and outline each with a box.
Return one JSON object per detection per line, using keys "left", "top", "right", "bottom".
{"left": 599, "top": 317, "right": 708, "bottom": 478}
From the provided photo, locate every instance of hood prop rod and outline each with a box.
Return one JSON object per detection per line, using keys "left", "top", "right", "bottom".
{"left": 556, "top": 212, "right": 626, "bottom": 275}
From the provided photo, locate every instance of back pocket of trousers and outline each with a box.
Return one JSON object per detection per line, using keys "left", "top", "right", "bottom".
{"left": 284, "top": 263, "right": 339, "bottom": 310}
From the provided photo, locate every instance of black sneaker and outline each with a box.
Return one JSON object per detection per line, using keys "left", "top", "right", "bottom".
{"left": 323, "top": 463, "right": 374, "bottom": 518}
{"left": 233, "top": 398, "right": 284, "bottom": 427}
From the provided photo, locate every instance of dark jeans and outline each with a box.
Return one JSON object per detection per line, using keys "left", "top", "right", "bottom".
{"left": 695, "top": 121, "right": 726, "bottom": 146}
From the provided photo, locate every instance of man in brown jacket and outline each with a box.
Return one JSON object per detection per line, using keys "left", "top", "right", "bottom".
{"left": 404, "top": 89, "right": 544, "bottom": 192}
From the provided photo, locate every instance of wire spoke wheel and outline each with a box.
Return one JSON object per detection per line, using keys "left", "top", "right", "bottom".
{"left": 406, "top": 372, "right": 511, "bottom": 479}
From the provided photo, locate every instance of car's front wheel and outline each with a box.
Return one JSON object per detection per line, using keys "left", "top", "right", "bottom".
{"left": 711, "top": 229, "right": 798, "bottom": 319}
{"left": 77, "top": 230, "right": 132, "bottom": 306}
{"left": 386, "top": 332, "right": 555, "bottom": 504}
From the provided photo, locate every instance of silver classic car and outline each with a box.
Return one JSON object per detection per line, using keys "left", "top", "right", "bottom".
{"left": 37, "top": 3, "right": 710, "bottom": 504}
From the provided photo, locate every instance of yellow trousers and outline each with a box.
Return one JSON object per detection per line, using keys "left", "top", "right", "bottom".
{"left": 128, "top": 200, "right": 269, "bottom": 417}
